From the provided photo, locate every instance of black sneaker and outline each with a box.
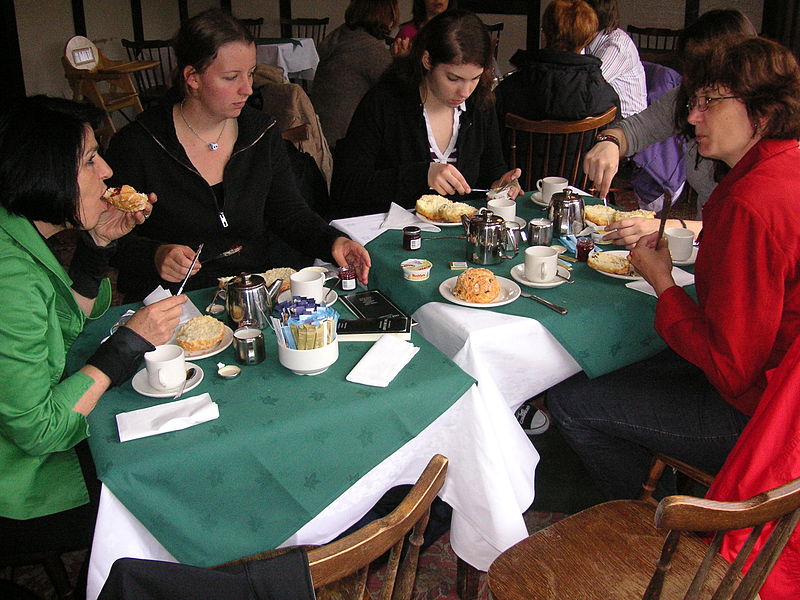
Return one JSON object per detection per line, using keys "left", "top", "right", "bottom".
{"left": 515, "top": 404, "right": 550, "bottom": 435}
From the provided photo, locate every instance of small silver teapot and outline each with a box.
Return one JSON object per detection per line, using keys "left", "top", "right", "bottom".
{"left": 461, "top": 209, "right": 519, "bottom": 265}
{"left": 549, "top": 188, "right": 586, "bottom": 237}
{"left": 225, "top": 273, "right": 282, "bottom": 329}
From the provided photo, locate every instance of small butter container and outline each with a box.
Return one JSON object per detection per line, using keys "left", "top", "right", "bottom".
{"left": 591, "top": 229, "right": 613, "bottom": 244}
{"left": 449, "top": 261, "right": 468, "bottom": 270}
{"left": 401, "top": 258, "right": 432, "bottom": 281}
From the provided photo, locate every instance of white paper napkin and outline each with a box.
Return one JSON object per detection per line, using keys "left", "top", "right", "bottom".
{"left": 381, "top": 202, "right": 441, "bottom": 232}
{"left": 625, "top": 267, "right": 695, "bottom": 297}
{"left": 346, "top": 335, "right": 420, "bottom": 387}
{"left": 143, "top": 286, "right": 203, "bottom": 323}
{"left": 116, "top": 393, "right": 219, "bottom": 442}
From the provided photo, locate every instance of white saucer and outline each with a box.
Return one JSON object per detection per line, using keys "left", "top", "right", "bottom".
{"left": 277, "top": 288, "right": 338, "bottom": 306}
{"left": 531, "top": 191, "right": 549, "bottom": 207}
{"left": 131, "top": 363, "right": 204, "bottom": 398}
{"left": 510, "top": 264, "right": 571, "bottom": 289}
{"left": 672, "top": 246, "right": 698, "bottom": 266}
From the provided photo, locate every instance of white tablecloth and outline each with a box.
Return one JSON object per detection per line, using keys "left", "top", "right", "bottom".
{"left": 256, "top": 38, "right": 318, "bottom": 82}
{"left": 87, "top": 384, "right": 537, "bottom": 599}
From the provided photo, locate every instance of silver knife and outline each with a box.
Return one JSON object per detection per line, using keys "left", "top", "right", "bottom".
{"left": 176, "top": 243, "right": 204, "bottom": 296}
{"left": 520, "top": 290, "right": 568, "bottom": 315}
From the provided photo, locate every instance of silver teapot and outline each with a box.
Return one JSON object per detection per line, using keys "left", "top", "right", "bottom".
{"left": 225, "top": 273, "right": 282, "bottom": 329}
{"left": 548, "top": 188, "right": 586, "bottom": 237}
{"left": 461, "top": 209, "right": 519, "bottom": 265}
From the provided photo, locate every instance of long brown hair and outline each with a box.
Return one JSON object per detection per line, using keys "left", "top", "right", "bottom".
{"left": 345, "top": 0, "right": 399, "bottom": 38}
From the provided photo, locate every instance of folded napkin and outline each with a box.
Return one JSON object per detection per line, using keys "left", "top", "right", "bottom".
{"left": 381, "top": 202, "right": 441, "bottom": 233}
{"left": 625, "top": 267, "right": 695, "bottom": 297}
{"left": 116, "top": 393, "right": 219, "bottom": 442}
{"left": 346, "top": 335, "right": 420, "bottom": 387}
{"left": 330, "top": 212, "right": 388, "bottom": 245}
{"left": 144, "top": 286, "right": 203, "bottom": 323}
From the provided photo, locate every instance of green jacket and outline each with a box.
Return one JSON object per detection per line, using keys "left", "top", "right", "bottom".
{"left": 0, "top": 207, "right": 111, "bottom": 519}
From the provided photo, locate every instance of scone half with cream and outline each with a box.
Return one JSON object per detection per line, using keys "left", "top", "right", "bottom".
{"left": 587, "top": 251, "right": 633, "bottom": 276}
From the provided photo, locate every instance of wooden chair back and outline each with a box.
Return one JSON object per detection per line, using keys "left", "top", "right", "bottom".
{"left": 640, "top": 454, "right": 715, "bottom": 506}
{"left": 486, "top": 22, "right": 504, "bottom": 60}
{"left": 218, "top": 454, "right": 448, "bottom": 599}
{"left": 627, "top": 25, "right": 683, "bottom": 65}
{"left": 504, "top": 106, "right": 617, "bottom": 191}
{"left": 240, "top": 17, "right": 264, "bottom": 39}
{"left": 280, "top": 17, "right": 329, "bottom": 47}
{"left": 121, "top": 39, "right": 174, "bottom": 108}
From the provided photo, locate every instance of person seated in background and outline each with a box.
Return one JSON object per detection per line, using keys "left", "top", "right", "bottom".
{"left": 312, "top": 0, "right": 400, "bottom": 149}
{"left": 397, "top": 0, "right": 455, "bottom": 43}
{"left": 330, "top": 9, "right": 520, "bottom": 218}
{"left": 583, "top": 9, "right": 758, "bottom": 247}
{"left": 105, "top": 8, "right": 370, "bottom": 302}
{"left": 0, "top": 96, "right": 185, "bottom": 592}
{"left": 584, "top": 0, "right": 646, "bottom": 118}
{"left": 494, "top": 0, "right": 619, "bottom": 178}
{"left": 548, "top": 35, "right": 800, "bottom": 501}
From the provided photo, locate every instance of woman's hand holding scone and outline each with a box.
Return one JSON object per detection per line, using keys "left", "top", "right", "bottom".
{"left": 628, "top": 232, "right": 675, "bottom": 296}
{"left": 155, "top": 244, "right": 203, "bottom": 282}
{"left": 125, "top": 295, "right": 187, "bottom": 346}
{"left": 91, "top": 191, "right": 156, "bottom": 247}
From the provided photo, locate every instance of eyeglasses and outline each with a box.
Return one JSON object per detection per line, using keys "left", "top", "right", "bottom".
{"left": 686, "top": 95, "right": 740, "bottom": 112}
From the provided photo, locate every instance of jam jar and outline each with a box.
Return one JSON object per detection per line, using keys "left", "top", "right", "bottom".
{"left": 403, "top": 226, "right": 421, "bottom": 251}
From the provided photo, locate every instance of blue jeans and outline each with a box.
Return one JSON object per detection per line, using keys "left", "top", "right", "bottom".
{"left": 547, "top": 349, "right": 750, "bottom": 500}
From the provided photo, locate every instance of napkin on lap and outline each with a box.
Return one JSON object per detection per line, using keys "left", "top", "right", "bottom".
{"left": 625, "top": 267, "right": 695, "bottom": 297}
{"left": 346, "top": 335, "right": 420, "bottom": 387}
{"left": 116, "top": 393, "right": 219, "bottom": 442}
{"left": 381, "top": 202, "right": 441, "bottom": 232}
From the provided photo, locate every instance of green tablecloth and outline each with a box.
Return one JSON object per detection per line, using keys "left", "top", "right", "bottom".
{"left": 67, "top": 289, "right": 474, "bottom": 566}
{"left": 367, "top": 193, "right": 695, "bottom": 378}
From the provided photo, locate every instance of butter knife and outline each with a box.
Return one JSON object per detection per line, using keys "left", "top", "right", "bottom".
{"left": 519, "top": 290, "right": 568, "bottom": 315}
{"left": 176, "top": 243, "right": 204, "bottom": 296}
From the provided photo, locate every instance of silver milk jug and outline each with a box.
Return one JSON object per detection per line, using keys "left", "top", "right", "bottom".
{"left": 461, "top": 209, "right": 519, "bottom": 265}
{"left": 225, "top": 273, "right": 279, "bottom": 330}
{"left": 548, "top": 188, "right": 586, "bottom": 237}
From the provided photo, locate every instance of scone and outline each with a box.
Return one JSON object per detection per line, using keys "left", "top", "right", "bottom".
{"left": 587, "top": 251, "right": 632, "bottom": 275}
{"left": 103, "top": 185, "right": 148, "bottom": 212}
{"left": 175, "top": 315, "right": 226, "bottom": 351}
{"left": 439, "top": 201, "right": 477, "bottom": 223}
{"left": 258, "top": 267, "right": 296, "bottom": 294}
{"left": 452, "top": 267, "right": 501, "bottom": 303}
{"left": 612, "top": 209, "right": 656, "bottom": 222}
{"left": 415, "top": 194, "right": 450, "bottom": 220}
{"left": 584, "top": 204, "right": 617, "bottom": 226}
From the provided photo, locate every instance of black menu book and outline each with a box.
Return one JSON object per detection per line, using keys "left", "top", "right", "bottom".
{"left": 337, "top": 290, "right": 413, "bottom": 341}
{"left": 339, "top": 290, "right": 406, "bottom": 319}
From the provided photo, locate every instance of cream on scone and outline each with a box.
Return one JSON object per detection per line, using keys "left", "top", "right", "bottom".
{"left": 103, "top": 185, "right": 149, "bottom": 213}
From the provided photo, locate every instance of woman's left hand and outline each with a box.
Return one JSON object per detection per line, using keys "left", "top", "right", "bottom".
{"left": 90, "top": 193, "right": 156, "bottom": 247}
{"left": 628, "top": 231, "right": 676, "bottom": 296}
{"left": 331, "top": 237, "right": 371, "bottom": 285}
{"left": 491, "top": 169, "right": 523, "bottom": 200}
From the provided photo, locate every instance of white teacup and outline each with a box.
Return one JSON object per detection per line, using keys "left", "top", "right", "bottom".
{"left": 537, "top": 176, "right": 569, "bottom": 205}
{"left": 665, "top": 227, "right": 694, "bottom": 261}
{"left": 290, "top": 269, "right": 325, "bottom": 303}
{"left": 524, "top": 246, "right": 559, "bottom": 283}
{"left": 144, "top": 344, "right": 186, "bottom": 390}
{"left": 487, "top": 198, "right": 516, "bottom": 221}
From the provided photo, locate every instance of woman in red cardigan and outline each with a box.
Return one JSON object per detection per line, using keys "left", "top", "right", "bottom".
{"left": 548, "top": 36, "right": 800, "bottom": 500}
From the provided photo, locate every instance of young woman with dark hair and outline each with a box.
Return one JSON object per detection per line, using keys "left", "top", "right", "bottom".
{"left": 331, "top": 9, "right": 519, "bottom": 217}
{"left": 106, "top": 8, "right": 371, "bottom": 302}
{"left": 397, "top": 0, "right": 457, "bottom": 42}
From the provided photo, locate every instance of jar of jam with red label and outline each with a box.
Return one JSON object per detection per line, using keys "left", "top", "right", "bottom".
{"left": 576, "top": 237, "right": 595, "bottom": 262}
{"left": 339, "top": 265, "right": 357, "bottom": 291}
{"left": 403, "top": 226, "right": 421, "bottom": 251}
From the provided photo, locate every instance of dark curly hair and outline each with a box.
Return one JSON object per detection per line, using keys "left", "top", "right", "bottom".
{"left": 675, "top": 36, "right": 800, "bottom": 142}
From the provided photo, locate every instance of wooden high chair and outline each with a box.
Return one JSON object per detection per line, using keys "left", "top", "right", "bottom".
{"left": 62, "top": 36, "right": 159, "bottom": 147}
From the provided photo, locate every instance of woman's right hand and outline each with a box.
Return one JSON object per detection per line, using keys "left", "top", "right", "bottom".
{"left": 124, "top": 295, "right": 187, "bottom": 346}
{"left": 428, "top": 163, "right": 470, "bottom": 196}
{"left": 155, "top": 244, "right": 202, "bottom": 282}
{"left": 583, "top": 140, "right": 622, "bottom": 200}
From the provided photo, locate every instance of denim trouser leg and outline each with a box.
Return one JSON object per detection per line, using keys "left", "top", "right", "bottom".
{"left": 547, "top": 349, "right": 750, "bottom": 500}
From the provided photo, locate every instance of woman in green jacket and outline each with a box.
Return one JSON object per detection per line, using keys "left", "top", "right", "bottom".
{"left": 0, "top": 97, "right": 185, "bottom": 573}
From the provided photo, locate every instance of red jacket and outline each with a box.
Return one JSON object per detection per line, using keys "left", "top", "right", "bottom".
{"left": 655, "top": 139, "right": 800, "bottom": 415}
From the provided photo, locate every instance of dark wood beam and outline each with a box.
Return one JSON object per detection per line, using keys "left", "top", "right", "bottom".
{"left": 1, "top": 0, "right": 25, "bottom": 106}
{"left": 71, "top": 0, "right": 86, "bottom": 36}
{"left": 130, "top": 0, "right": 143, "bottom": 40}
{"left": 279, "top": 0, "right": 292, "bottom": 37}
{"left": 684, "top": 0, "right": 699, "bottom": 26}
{"left": 179, "top": 0, "right": 188, "bottom": 23}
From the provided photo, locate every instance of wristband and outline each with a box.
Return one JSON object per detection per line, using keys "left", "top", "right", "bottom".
{"left": 86, "top": 326, "right": 154, "bottom": 387}
{"left": 677, "top": 218, "right": 687, "bottom": 229}
{"left": 595, "top": 133, "right": 621, "bottom": 148}
{"left": 69, "top": 231, "right": 117, "bottom": 299}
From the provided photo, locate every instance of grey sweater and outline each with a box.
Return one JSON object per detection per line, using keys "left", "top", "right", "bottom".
{"left": 620, "top": 87, "right": 716, "bottom": 218}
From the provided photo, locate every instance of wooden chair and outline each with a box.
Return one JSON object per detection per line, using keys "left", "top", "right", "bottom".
{"left": 627, "top": 25, "right": 683, "bottom": 65}
{"left": 640, "top": 454, "right": 716, "bottom": 506}
{"left": 217, "top": 454, "right": 448, "bottom": 599}
{"left": 280, "top": 17, "right": 329, "bottom": 47}
{"left": 504, "top": 106, "right": 617, "bottom": 191}
{"left": 62, "top": 36, "right": 158, "bottom": 148}
{"left": 240, "top": 17, "right": 264, "bottom": 39}
{"left": 121, "top": 39, "right": 175, "bottom": 108}
{"left": 487, "top": 22, "right": 504, "bottom": 60}
{"left": 488, "top": 475, "right": 800, "bottom": 600}
{"left": 0, "top": 550, "right": 74, "bottom": 599}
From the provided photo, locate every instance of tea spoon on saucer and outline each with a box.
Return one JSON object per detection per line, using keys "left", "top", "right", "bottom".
{"left": 173, "top": 368, "right": 196, "bottom": 400}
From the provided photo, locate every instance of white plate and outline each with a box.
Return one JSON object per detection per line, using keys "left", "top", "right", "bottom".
{"left": 587, "top": 250, "right": 643, "bottom": 281}
{"left": 531, "top": 191, "right": 549, "bottom": 207}
{"left": 277, "top": 287, "right": 338, "bottom": 306}
{"left": 131, "top": 363, "right": 204, "bottom": 398}
{"left": 439, "top": 275, "right": 521, "bottom": 308}
{"left": 672, "top": 246, "right": 698, "bottom": 266}
{"left": 510, "top": 264, "right": 571, "bottom": 289}
{"left": 173, "top": 325, "right": 234, "bottom": 360}
{"left": 415, "top": 212, "right": 464, "bottom": 227}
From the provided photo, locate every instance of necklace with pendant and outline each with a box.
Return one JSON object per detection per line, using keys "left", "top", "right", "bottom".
{"left": 180, "top": 101, "right": 226, "bottom": 151}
